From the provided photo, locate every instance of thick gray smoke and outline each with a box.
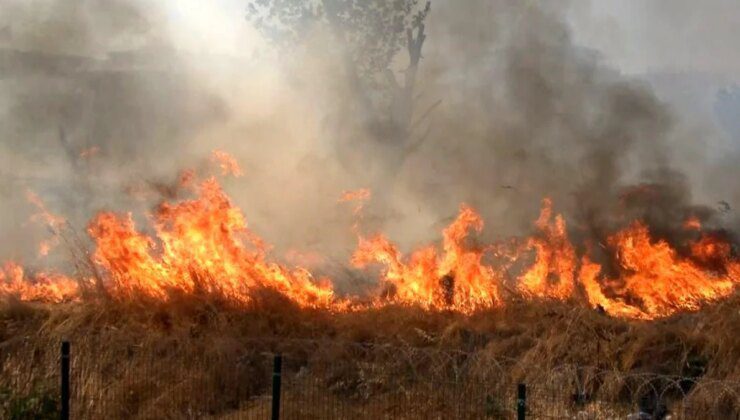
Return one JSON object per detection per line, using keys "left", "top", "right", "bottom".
{"left": 0, "top": 0, "right": 736, "bottom": 274}
{"left": 395, "top": 1, "right": 732, "bottom": 247}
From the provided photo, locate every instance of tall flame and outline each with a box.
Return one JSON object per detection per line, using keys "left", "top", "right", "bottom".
{"left": 352, "top": 204, "right": 502, "bottom": 312}
{"left": 88, "top": 176, "right": 334, "bottom": 307}
{"left": 517, "top": 198, "right": 576, "bottom": 300}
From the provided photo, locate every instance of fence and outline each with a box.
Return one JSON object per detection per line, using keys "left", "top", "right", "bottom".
{"left": 1, "top": 338, "right": 739, "bottom": 419}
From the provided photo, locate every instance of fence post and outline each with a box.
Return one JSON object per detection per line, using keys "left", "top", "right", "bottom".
{"left": 271, "top": 354, "right": 282, "bottom": 420}
{"left": 517, "top": 383, "right": 526, "bottom": 420}
{"left": 61, "top": 341, "right": 70, "bottom": 420}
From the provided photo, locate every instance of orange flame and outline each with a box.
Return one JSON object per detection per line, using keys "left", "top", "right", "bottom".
{"left": 352, "top": 204, "right": 502, "bottom": 312}
{"left": 339, "top": 189, "right": 372, "bottom": 216}
{"left": 580, "top": 222, "right": 739, "bottom": 319}
{"left": 26, "top": 191, "right": 66, "bottom": 257}
{"left": 88, "top": 176, "right": 334, "bottom": 307}
{"left": 2, "top": 153, "right": 739, "bottom": 321}
{"left": 211, "top": 150, "right": 244, "bottom": 177}
{"left": 0, "top": 262, "right": 78, "bottom": 303}
{"left": 26, "top": 191, "right": 66, "bottom": 230}
{"left": 683, "top": 216, "right": 702, "bottom": 231}
{"left": 518, "top": 198, "right": 577, "bottom": 300}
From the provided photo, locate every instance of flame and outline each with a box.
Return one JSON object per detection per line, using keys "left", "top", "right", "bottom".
{"left": 26, "top": 191, "right": 66, "bottom": 257}
{"left": 0, "top": 262, "right": 78, "bottom": 303}
{"left": 26, "top": 191, "right": 66, "bottom": 230}
{"left": 352, "top": 204, "right": 502, "bottom": 312}
{"left": 37, "top": 240, "right": 54, "bottom": 257}
{"left": 88, "top": 176, "right": 334, "bottom": 307}
{"left": 339, "top": 189, "right": 371, "bottom": 202}
{"left": 683, "top": 216, "right": 702, "bottom": 231}
{"left": 517, "top": 198, "right": 576, "bottom": 300}
{"left": 580, "top": 222, "right": 739, "bottom": 319}
{"left": 211, "top": 150, "right": 244, "bottom": 177}
{"left": 339, "top": 189, "right": 372, "bottom": 216}
{"left": 2, "top": 152, "right": 740, "bottom": 320}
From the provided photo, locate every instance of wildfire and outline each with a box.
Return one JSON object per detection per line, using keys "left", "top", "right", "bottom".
{"left": 211, "top": 150, "right": 244, "bottom": 177}
{"left": 27, "top": 191, "right": 66, "bottom": 229}
{"left": 2, "top": 152, "right": 739, "bottom": 320}
{"left": 683, "top": 215, "right": 702, "bottom": 231}
{"left": 517, "top": 199, "right": 577, "bottom": 300}
{"left": 339, "top": 189, "right": 372, "bottom": 216}
{"left": 352, "top": 204, "right": 502, "bottom": 313}
{"left": 26, "top": 191, "right": 66, "bottom": 256}
{"left": 580, "top": 222, "right": 739, "bottom": 319}
{"left": 88, "top": 175, "right": 334, "bottom": 307}
{"left": 0, "top": 262, "right": 78, "bottom": 303}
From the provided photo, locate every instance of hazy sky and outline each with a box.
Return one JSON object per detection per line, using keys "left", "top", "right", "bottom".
{"left": 3, "top": 0, "right": 739, "bottom": 80}
{"left": 166, "top": 0, "right": 740, "bottom": 77}
{"left": 162, "top": 0, "right": 740, "bottom": 80}
{"left": 568, "top": 0, "right": 740, "bottom": 79}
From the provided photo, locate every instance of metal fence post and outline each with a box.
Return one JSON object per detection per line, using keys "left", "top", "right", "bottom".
{"left": 271, "top": 354, "right": 282, "bottom": 420}
{"left": 517, "top": 383, "right": 526, "bottom": 420}
{"left": 61, "top": 341, "right": 70, "bottom": 420}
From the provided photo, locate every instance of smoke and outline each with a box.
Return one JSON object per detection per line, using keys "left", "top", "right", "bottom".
{"left": 401, "top": 2, "right": 697, "bottom": 239}
{"left": 568, "top": 0, "right": 740, "bottom": 77}
{"left": 0, "top": 0, "right": 736, "bottom": 275}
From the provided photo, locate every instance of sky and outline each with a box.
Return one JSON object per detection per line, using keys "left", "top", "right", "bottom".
{"left": 162, "top": 0, "right": 740, "bottom": 82}
{"left": 568, "top": 0, "right": 740, "bottom": 79}
{"left": 3, "top": 0, "right": 739, "bottom": 80}
{"left": 167, "top": 0, "right": 740, "bottom": 79}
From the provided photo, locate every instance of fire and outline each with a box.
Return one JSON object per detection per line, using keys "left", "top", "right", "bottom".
{"left": 580, "top": 222, "right": 739, "bottom": 319}
{"left": 26, "top": 191, "right": 66, "bottom": 256}
{"left": 351, "top": 198, "right": 739, "bottom": 319}
{"left": 690, "top": 234, "right": 732, "bottom": 265}
{"left": 339, "top": 189, "right": 371, "bottom": 203}
{"left": 2, "top": 152, "right": 739, "bottom": 320}
{"left": 27, "top": 191, "right": 66, "bottom": 230}
{"left": 352, "top": 204, "right": 502, "bottom": 312}
{"left": 0, "top": 262, "right": 78, "bottom": 303}
{"left": 211, "top": 150, "right": 244, "bottom": 177}
{"left": 339, "top": 189, "right": 372, "bottom": 216}
{"left": 88, "top": 176, "right": 334, "bottom": 307}
{"left": 517, "top": 198, "right": 577, "bottom": 300}
{"left": 683, "top": 215, "right": 702, "bottom": 231}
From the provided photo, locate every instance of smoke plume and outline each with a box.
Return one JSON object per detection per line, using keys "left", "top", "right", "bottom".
{"left": 0, "top": 0, "right": 737, "bottom": 280}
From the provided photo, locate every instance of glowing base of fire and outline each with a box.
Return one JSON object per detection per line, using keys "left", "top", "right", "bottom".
{"left": 2, "top": 152, "right": 738, "bottom": 321}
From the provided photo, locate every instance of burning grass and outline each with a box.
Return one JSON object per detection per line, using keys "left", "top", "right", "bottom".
{"left": 0, "top": 288, "right": 728, "bottom": 363}
{"left": 1, "top": 151, "right": 740, "bottom": 416}
{"left": 1, "top": 291, "right": 739, "bottom": 418}
{"left": 3, "top": 159, "right": 739, "bottom": 320}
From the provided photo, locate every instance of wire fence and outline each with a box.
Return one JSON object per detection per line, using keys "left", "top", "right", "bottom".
{"left": 1, "top": 337, "right": 739, "bottom": 419}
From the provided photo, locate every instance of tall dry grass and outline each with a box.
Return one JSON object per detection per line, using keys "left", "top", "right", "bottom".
{"left": 0, "top": 289, "right": 738, "bottom": 418}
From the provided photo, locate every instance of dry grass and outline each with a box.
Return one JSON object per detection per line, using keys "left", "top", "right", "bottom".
{"left": 0, "top": 291, "right": 739, "bottom": 418}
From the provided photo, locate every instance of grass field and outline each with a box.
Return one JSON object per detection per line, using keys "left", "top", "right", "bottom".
{"left": 1, "top": 291, "right": 738, "bottom": 418}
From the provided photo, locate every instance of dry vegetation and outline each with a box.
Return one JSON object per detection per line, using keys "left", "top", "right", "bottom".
{"left": 1, "top": 290, "right": 739, "bottom": 418}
